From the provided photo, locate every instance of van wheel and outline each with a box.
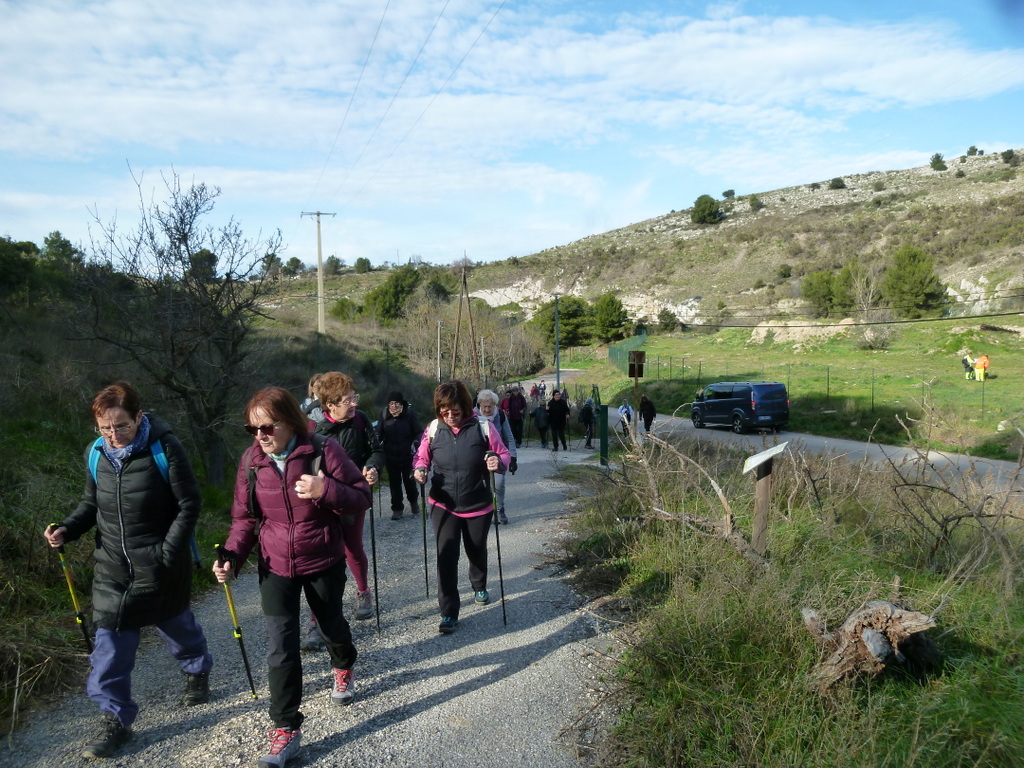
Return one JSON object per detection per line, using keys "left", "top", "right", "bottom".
{"left": 731, "top": 415, "right": 746, "bottom": 434}
{"left": 692, "top": 412, "right": 704, "bottom": 429}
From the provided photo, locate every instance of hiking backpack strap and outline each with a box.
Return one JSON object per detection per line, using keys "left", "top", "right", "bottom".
{"left": 426, "top": 417, "right": 490, "bottom": 445}
{"left": 88, "top": 437, "right": 169, "bottom": 484}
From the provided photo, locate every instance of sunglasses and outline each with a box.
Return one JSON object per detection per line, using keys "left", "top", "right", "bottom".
{"left": 244, "top": 421, "right": 282, "bottom": 437}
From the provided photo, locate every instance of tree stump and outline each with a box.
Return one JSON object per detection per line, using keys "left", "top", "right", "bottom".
{"left": 801, "top": 600, "right": 940, "bottom": 693}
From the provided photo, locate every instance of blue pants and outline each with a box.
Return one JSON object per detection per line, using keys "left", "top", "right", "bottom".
{"left": 87, "top": 609, "right": 212, "bottom": 726}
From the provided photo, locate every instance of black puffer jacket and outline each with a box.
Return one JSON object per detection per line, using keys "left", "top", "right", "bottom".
{"left": 375, "top": 402, "right": 423, "bottom": 464}
{"left": 59, "top": 414, "right": 201, "bottom": 631}
{"left": 314, "top": 410, "right": 384, "bottom": 471}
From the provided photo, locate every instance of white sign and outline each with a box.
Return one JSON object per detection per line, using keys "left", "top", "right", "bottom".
{"left": 742, "top": 442, "right": 789, "bottom": 474}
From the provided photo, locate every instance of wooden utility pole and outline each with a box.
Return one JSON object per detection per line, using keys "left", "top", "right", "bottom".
{"left": 300, "top": 211, "right": 335, "bottom": 335}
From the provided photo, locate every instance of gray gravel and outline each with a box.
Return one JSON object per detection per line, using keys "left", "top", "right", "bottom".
{"left": 2, "top": 444, "right": 618, "bottom": 768}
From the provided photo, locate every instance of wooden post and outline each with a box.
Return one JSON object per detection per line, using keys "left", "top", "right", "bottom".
{"left": 751, "top": 458, "right": 772, "bottom": 556}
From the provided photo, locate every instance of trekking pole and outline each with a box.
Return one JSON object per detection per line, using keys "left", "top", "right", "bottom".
{"left": 215, "top": 545, "right": 258, "bottom": 699}
{"left": 420, "top": 482, "right": 429, "bottom": 598}
{"left": 485, "top": 458, "right": 508, "bottom": 626}
{"left": 368, "top": 484, "right": 381, "bottom": 632}
{"left": 189, "top": 536, "right": 201, "bottom": 569}
{"left": 48, "top": 524, "right": 93, "bottom": 653}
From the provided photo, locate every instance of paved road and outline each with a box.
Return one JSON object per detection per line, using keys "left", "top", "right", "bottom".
{"left": 2, "top": 445, "right": 614, "bottom": 768}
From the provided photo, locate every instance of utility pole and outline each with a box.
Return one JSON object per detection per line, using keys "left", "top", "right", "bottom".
{"left": 301, "top": 211, "right": 335, "bottom": 335}
{"left": 553, "top": 293, "right": 561, "bottom": 392}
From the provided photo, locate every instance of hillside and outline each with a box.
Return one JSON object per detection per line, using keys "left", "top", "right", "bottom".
{"left": 466, "top": 149, "right": 1024, "bottom": 323}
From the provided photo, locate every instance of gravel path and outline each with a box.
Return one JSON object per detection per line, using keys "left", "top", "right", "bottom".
{"left": 2, "top": 443, "right": 615, "bottom": 768}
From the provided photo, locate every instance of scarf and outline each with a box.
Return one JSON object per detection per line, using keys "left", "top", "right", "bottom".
{"left": 102, "top": 414, "right": 151, "bottom": 475}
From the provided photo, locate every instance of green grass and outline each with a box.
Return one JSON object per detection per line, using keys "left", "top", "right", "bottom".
{"left": 562, "top": 434, "right": 1024, "bottom": 767}
{"left": 573, "top": 320, "right": 1024, "bottom": 460}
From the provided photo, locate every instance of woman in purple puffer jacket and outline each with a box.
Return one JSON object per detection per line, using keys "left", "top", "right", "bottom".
{"left": 213, "top": 386, "right": 371, "bottom": 768}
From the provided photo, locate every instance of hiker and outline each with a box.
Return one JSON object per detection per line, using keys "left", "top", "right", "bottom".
{"left": 476, "top": 389, "right": 518, "bottom": 524}
{"left": 974, "top": 354, "right": 990, "bottom": 382}
{"left": 213, "top": 386, "right": 370, "bottom": 768}
{"left": 504, "top": 385, "right": 528, "bottom": 448}
{"left": 300, "top": 373, "right": 325, "bottom": 423}
{"left": 579, "top": 397, "right": 596, "bottom": 449}
{"left": 413, "top": 380, "right": 510, "bottom": 634}
{"left": 538, "top": 379, "right": 547, "bottom": 401}
{"left": 639, "top": 394, "right": 656, "bottom": 433}
{"left": 375, "top": 390, "right": 422, "bottom": 521}
{"left": 311, "top": 372, "right": 384, "bottom": 626}
{"left": 531, "top": 399, "right": 550, "bottom": 448}
{"left": 44, "top": 381, "right": 213, "bottom": 760}
{"left": 547, "top": 389, "right": 571, "bottom": 452}
{"left": 618, "top": 400, "right": 634, "bottom": 438}
{"left": 529, "top": 383, "right": 540, "bottom": 407}
{"left": 961, "top": 355, "right": 975, "bottom": 380}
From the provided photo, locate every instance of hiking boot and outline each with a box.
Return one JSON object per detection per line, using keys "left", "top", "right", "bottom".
{"left": 300, "top": 622, "right": 325, "bottom": 652}
{"left": 497, "top": 509, "right": 509, "bottom": 525}
{"left": 331, "top": 668, "right": 355, "bottom": 706}
{"left": 82, "top": 712, "right": 131, "bottom": 759}
{"left": 438, "top": 616, "right": 458, "bottom": 634}
{"left": 182, "top": 670, "right": 210, "bottom": 706}
{"left": 391, "top": 509, "right": 402, "bottom": 520}
{"left": 354, "top": 591, "right": 374, "bottom": 620}
{"left": 474, "top": 590, "right": 490, "bottom": 605}
{"left": 259, "top": 727, "right": 301, "bottom": 768}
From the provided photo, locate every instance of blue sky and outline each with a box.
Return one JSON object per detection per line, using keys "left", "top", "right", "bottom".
{"left": 3, "top": 0, "right": 1024, "bottom": 268}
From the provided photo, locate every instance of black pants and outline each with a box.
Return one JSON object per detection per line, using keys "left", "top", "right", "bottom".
{"left": 385, "top": 459, "right": 417, "bottom": 512}
{"left": 509, "top": 418, "right": 524, "bottom": 446}
{"left": 584, "top": 422, "right": 594, "bottom": 445}
{"left": 431, "top": 504, "right": 491, "bottom": 619}
{"left": 259, "top": 563, "right": 357, "bottom": 729}
{"left": 550, "top": 423, "right": 567, "bottom": 450}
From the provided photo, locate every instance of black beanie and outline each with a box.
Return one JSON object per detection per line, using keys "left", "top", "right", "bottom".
{"left": 388, "top": 391, "right": 405, "bottom": 404}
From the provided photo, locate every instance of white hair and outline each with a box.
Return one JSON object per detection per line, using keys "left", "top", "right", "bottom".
{"left": 476, "top": 388, "right": 499, "bottom": 406}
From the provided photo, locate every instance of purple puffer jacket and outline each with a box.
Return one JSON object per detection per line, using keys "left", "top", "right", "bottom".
{"left": 223, "top": 434, "right": 371, "bottom": 579}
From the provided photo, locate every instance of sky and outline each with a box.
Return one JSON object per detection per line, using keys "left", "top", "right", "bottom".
{"left": 3, "top": 0, "right": 1024, "bottom": 269}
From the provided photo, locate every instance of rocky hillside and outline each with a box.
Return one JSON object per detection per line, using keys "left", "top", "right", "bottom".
{"left": 468, "top": 149, "right": 1024, "bottom": 324}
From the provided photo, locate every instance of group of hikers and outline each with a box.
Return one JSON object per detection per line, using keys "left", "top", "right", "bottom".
{"left": 961, "top": 353, "right": 991, "bottom": 381}
{"left": 42, "top": 374, "right": 648, "bottom": 766}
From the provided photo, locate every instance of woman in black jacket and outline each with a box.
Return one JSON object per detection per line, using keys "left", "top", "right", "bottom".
{"left": 44, "top": 382, "right": 212, "bottom": 760}
{"left": 375, "top": 390, "right": 423, "bottom": 521}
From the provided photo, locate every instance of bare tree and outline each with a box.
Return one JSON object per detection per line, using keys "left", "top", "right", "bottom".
{"left": 73, "top": 171, "right": 281, "bottom": 484}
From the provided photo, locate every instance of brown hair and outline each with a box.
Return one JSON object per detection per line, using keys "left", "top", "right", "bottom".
{"left": 316, "top": 371, "right": 357, "bottom": 406}
{"left": 433, "top": 380, "right": 473, "bottom": 419}
{"left": 91, "top": 381, "right": 142, "bottom": 420}
{"left": 245, "top": 386, "right": 309, "bottom": 438}
{"left": 307, "top": 372, "right": 323, "bottom": 398}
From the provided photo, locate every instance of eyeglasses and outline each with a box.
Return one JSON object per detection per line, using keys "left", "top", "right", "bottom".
{"left": 245, "top": 421, "right": 282, "bottom": 437}
{"left": 95, "top": 422, "right": 134, "bottom": 436}
{"left": 440, "top": 408, "right": 462, "bottom": 417}
{"left": 331, "top": 394, "right": 360, "bottom": 406}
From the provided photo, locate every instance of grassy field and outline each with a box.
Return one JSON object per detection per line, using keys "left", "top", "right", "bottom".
{"left": 570, "top": 318, "right": 1024, "bottom": 460}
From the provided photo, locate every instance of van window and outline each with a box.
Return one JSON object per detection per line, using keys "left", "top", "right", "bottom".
{"left": 712, "top": 387, "right": 733, "bottom": 399}
{"left": 757, "top": 388, "right": 787, "bottom": 402}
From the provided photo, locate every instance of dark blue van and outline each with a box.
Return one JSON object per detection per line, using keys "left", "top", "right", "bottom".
{"left": 691, "top": 381, "right": 789, "bottom": 433}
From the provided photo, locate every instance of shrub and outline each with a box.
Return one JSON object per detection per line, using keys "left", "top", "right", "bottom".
{"left": 777, "top": 263, "right": 792, "bottom": 279}
{"left": 930, "top": 153, "right": 947, "bottom": 171}
{"left": 955, "top": 169, "right": 966, "bottom": 178}
{"left": 828, "top": 177, "right": 847, "bottom": 190}
{"left": 1001, "top": 149, "right": 1019, "bottom": 167}
{"left": 691, "top": 195, "right": 723, "bottom": 225}
{"left": 808, "top": 182, "right": 821, "bottom": 191}
{"left": 749, "top": 194, "right": 765, "bottom": 211}
{"left": 872, "top": 180, "right": 885, "bottom": 192}
{"left": 967, "top": 145, "right": 978, "bottom": 156}
{"left": 722, "top": 189, "right": 735, "bottom": 199}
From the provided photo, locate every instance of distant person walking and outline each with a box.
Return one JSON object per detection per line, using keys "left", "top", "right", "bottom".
{"left": 476, "top": 389, "right": 517, "bottom": 524}
{"left": 617, "top": 400, "right": 633, "bottom": 438}
{"left": 531, "top": 399, "right": 550, "bottom": 448}
{"left": 504, "top": 385, "right": 528, "bottom": 448}
{"left": 45, "top": 381, "right": 213, "bottom": 760}
{"left": 547, "top": 389, "right": 571, "bottom": 452}
{"left": 639, "top": 394, "right": 656, "bottom": 433}
{"left": 579, "top": 397, "right": 596, "bottom": 449}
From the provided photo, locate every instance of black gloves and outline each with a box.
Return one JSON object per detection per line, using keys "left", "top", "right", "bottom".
{"left": 509, "top": 457, "right": 518, "bottom": 474}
